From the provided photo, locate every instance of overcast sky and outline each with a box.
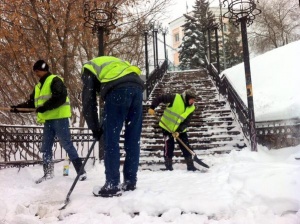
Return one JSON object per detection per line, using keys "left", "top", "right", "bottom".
{"left": 154, "top": 0, "right": 226, "bottom": 66}
{"left": 162, "top": 0, "right": 222, "bottom": 25}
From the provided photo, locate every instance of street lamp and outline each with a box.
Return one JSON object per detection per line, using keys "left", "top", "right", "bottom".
{"left": 160, "top": 26, "right": 169, "bottom": 61}
{"left": 83, "top": 2, "right": 118, "bottom": 160}
{"left": 219, "top": 0, "right": 227, "bottom": 70}
{"left": 211, "top": 23, "right": 221, "bottom": 74}
{"left": 223, "top": 0, "right": 261, "bottom": 152}
{"left": 142, "top": 23, "right": 152, "bottom": 98}
{"left": 207, "top": 22, "right": 220, "bottom": 75}
{"left": 150, "top": 21, "right": 161, "bottom": 68}
{"left": 207, "top": 27, "right": 212, "bottom": 74}
{"left": 83, "top": 2, "right": 118, "bottom": 56}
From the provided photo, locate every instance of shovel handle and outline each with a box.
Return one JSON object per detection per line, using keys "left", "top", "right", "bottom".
{"left": 0, "top": 107, "right": 36, "bottom": 112}
{"left": 153, "top": 114, "right": 195, "bottom": 156}
{"left": 152, "top": 113, "right": 209, "bottom": 169}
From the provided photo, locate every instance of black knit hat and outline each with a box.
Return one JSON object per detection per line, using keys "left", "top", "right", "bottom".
{"left": 185, "top": 89, "right": 196, "bottom": 99}
{"left": 33, "top": 60, "right": 49, "bottom": 71}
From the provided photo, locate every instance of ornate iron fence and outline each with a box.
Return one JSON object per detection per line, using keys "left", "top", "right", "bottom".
{"left": 0, "top": 125, "right": 96, "bottom": 168}
{"left": 256, "top": 119, "right": 300, "bottom": 149}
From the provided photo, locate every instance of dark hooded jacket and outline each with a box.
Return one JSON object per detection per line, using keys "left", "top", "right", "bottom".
{"left": 150, "top": 93, "right": 194, "bottom": 132}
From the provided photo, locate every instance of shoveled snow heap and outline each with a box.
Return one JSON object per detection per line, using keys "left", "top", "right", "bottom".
{"left": 1, "top": 144, "right": 300, "bottom": 224}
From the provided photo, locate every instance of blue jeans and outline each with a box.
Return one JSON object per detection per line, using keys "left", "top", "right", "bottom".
{"left": 41, "top": 118, "right": 79, "bottom": 164}
{"left": 103, "top": 86, "right": 143, "bottom": 186}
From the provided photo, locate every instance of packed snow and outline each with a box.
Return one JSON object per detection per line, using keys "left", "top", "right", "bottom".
{"left": 221, "top": 40, "right": 300, "bottom": 122}
{"left": 1, "top": 145, "right": 300, "bottom": 223}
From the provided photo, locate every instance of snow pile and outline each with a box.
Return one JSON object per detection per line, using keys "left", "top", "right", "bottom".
{"left": 1, "top": 145, "right": 300, "bottom": 223}
{"left": 221, "top": 40, "right": 300, "bottom": 122}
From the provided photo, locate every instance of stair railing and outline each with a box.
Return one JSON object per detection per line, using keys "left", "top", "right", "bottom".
{"left": 145, "top": 59, "right": 168, "bottom": 99}
{"left": 207, "top": 60, "right": 250, "bottom": 142}
{"left": 206, "top": 58, "right": 300, "bottom": 149}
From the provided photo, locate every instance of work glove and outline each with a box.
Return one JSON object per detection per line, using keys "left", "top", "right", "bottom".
{"left": 148, "top": 108, "right": 155, "bottom": 116}
{"left": 172, "top": 132, "right": 179, "bottom": 138}
{"left": 92, "top": 128, "right": 103, "bottom": 141}
{"left": 10, "top": 106, "right": 19, "bottom": 113}
{"left": 36, "top": 106, "right": 47, "bottom": 113}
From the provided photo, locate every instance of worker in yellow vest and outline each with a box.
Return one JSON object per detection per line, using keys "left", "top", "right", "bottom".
{"left": 148, "top": 89, "right": 198, "bottom": 171}
{"left": 81, "top": 56, "right": 144, "bottom": 197}
{"left": 10, "top": 60, "right": 86, "bottom": 183}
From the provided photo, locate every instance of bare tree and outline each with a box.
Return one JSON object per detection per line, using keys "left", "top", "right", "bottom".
{"left": 249, "top": 0, "right": 300, "bottom": 54}
{"left": 0, "top": 0, "right": 171, "bottom": 126}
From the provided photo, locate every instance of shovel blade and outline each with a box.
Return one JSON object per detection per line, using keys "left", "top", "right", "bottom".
{"left": 59, "top": 198, "right": 70, "bottom": 210}
{"left": 193, "top": 155, "right": 209, "bottom": 169}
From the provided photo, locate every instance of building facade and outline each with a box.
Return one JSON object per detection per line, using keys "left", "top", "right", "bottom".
{"left": 169, "top": 6, "right": 229, "bottom": 67}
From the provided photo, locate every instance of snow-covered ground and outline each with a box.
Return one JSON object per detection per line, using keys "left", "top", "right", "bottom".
{"left": 1, "top": 144, "right": 300, "bottom": 224}
{"left": 1, "top": 23, "right": 300, "bottom": 224}
{"left": 221, "top": 40, "right": 300, "bottom": 122}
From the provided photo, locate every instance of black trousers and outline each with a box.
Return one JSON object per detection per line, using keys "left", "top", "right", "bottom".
{"left": 162, "top": 129, "right": 192, "bottom": 159}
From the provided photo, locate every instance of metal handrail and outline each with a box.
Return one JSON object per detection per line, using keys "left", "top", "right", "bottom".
{"left": 145, "top": 60, "right": 168, "bottom": 99}
{"left": 206, "top": 59, "right": 300, "bottom": 149}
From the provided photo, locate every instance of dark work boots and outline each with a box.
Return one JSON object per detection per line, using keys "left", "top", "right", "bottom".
{"left": 164, "top": 157, "right": 173, "bottom": 171}
{"left": 35, "top": 163, "right": 54, "bottom": 184}
{"left": 121, "top": 181, "right": 136, "bottom": 191}
{"left": 185, "top": 157, "right": 198, "bottom": 171}
{"left": 93, "top": 183, "right": 122, "bottom": 197}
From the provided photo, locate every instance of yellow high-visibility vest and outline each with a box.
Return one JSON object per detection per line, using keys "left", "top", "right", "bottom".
{"left": 159, "top": 94, "right": 195, "bottom": 132}
{"left": 82, "top": 56, "right": 141, "bottom": 83}
{"left": 34, "top": 74, "right": 71, "bottom": 123}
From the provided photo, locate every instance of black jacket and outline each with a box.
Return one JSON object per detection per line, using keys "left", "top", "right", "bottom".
{"left": 150, "top": 93, "right": 194, "bottom": 133}
{"left": 81, "top": 68, "right": 145, "bottom": 131}
{"left": 15, "top": 72, "right": 68, "bottom": 112}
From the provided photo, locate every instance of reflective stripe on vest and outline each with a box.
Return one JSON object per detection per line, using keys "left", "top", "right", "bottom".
{"left": 34, "top": 74, "right": 71, "bottom": 123}
{"left": 159, "top": 94, "right": 195, "bottom": 132}
{"left": 82, "top": 56, "right": 141, "bottom": 83}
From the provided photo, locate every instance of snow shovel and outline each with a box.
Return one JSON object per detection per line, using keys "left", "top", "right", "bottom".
{"left": 59, "top": 139, "right": 97, "bottom": 210}
{"left": 0, "top": 106, "right": 36, "bottom": 112}
{"left": 153, "top": 114, "right": 209, "bottom": 169}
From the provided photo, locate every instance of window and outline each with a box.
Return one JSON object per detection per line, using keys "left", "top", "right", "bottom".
{"left": 174, "top": 33, "right": 179, "bottom": 42}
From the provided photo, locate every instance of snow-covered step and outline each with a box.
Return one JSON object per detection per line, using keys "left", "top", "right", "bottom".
{"left": 138, "top": 70, "right": 247, "bottom": 168}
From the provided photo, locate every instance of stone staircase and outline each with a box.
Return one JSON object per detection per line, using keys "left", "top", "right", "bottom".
{"left": 136, "top": 69, "right": 247, "bottom": 169}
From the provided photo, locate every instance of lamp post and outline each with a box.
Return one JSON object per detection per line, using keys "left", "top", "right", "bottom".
{"left": 143, "top": 23, "right": 151, "bottom": 98}
{"left": 219, "top": 0, "right": 227, "bottom": 70}
{"left": 152, "top": 28, "right": 156, "bottom": 68}
{"left": 202, "top": 29, "right": 208, "bottom": 63}
{"left": 212, "top": 23, "right": 221, "bottom": 74}
{"left": 223, "top": 0, "right": 261, "bottom": 152}
{"left": 160, "top": 27, "right": 169, "bottom": 61}
{"left": 154, "top": 26, "right": 159, "bottom": 68}
{"left": 83, "top": 2, "right": 117, "bottom": 56}
{"left": 83, "top": 2, "right": 118, "bottom": 160}
{"left": 144, "top": 30, "right": 149, "bottom": 82}
{"left": 207, "top": 27, "right": 212, "bottom": 74}
{"left": 207, "top": 23, "right": 220, "bottom": 75}
{"left": 150, "top": 21, "right": 161, "bottom": 68}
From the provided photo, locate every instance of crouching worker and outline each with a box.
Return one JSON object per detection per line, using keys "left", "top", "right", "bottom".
{"left": 10, "top": 60, "right": 86, "bottom": 184}
{"left": 148, "top": 89, "right": 198, "bottom": 171}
